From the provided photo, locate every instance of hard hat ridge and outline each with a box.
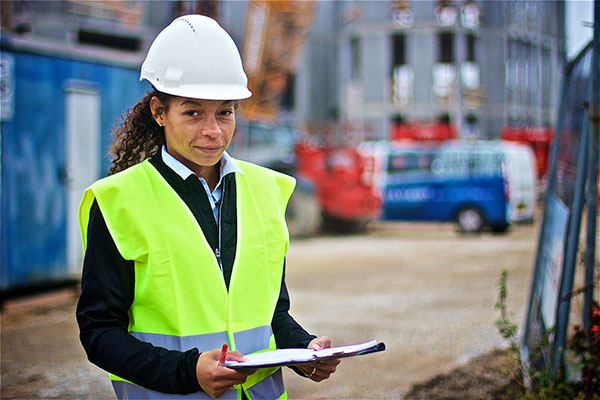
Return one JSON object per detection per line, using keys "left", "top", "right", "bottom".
{"left": 140, "top": 14, "right": 252, "bottom": 100}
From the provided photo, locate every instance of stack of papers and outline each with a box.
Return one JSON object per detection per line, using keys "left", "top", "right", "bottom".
{"left": 224, "top": 339, "right": 385, "bottom": 369}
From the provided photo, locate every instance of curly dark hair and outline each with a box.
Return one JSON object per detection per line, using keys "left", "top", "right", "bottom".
{"left": 108, "top": 89, "right": 173, "bottom": 175}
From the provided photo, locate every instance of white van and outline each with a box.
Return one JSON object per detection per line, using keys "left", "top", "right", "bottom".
{"left": 360, "top": 140, "right": 538, "bottom": 232}
{"left": 499, "top": 141, "right": 538, "bottom": 224}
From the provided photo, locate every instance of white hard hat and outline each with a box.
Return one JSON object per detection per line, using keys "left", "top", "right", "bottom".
{"left": 140, "top": 15, "right": 252, "bottom": 100}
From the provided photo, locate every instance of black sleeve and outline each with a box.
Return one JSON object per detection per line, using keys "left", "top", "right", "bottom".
{"left": 75, "top": 200, "right": 201, "bottom": 394}
{"left": 271, "top": 262, "right": 317, "bottom": 378}
{"left": 271, "top": 261, "right": 316, "bottom": 350}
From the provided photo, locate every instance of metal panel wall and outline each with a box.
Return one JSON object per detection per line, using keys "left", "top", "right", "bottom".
{"left": 0, "top": 49, "right": 147, "bottom": 291}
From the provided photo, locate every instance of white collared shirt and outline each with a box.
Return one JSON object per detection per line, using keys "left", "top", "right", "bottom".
{"left": 161, "top": 146, "right": 241, "bottom": 223}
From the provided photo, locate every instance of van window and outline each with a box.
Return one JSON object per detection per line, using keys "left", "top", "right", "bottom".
{"left": 387, "top": 152, "right": 434, "bottom": 178}
{"left": 430, "top": 150, "right": 503, "bottom": 177}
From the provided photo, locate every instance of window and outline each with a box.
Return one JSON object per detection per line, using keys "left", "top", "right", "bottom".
{"left": 280, "top": 73, "right": 295, "bottom": 109}
{"left": 466, "top": 33, "right": 476, "bottom": 62}
{"left": 392, "top": 33, "right": 412, "bottom": 107}
{"left": 77, "top": 29, "right": 141, "bottom": 51}
{"left": 392, "top": 33, "right": 406, "bottom": 67}
{"left": 438, "top": 31, "right": 453, "bottom": 63}
{"left": 526, "top": 44, "right": 538, "bottom": 95}
{"left": 505, "top": 39, "right": 518, "bottom": 92}
{"left": 351, "top": 36, "right": 361, "bottom": 80}
{"left": 542, "top": 48, "right": 551, "bottom": 108}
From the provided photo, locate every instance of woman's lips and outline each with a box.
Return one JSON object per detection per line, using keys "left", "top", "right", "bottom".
{"left": 195, "top": 146, "right": 222, "bottom": 154}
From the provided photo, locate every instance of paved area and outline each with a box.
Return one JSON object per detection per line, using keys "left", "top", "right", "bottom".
{"left": 1, "top": 221, "right": 537, "bottom": 399}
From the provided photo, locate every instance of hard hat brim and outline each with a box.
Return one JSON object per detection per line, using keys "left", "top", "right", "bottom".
{"left": 143, "top": 78, "right": 252, "bottom": 101}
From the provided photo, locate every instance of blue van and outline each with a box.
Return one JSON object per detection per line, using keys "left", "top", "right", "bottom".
{"left": 361, "top": 141, "right": 537, "bottom": 233}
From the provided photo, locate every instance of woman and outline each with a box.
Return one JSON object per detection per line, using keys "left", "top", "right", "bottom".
{"left": 76, "top": 15, "right": 339, "bottom": 400}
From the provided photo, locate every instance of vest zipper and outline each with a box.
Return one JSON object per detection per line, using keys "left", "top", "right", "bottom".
{"left": 215, "top": 248, "right": 223, "bottom": 273}
{"left": 215, "top": 183, "right": 225, "bottom": 274}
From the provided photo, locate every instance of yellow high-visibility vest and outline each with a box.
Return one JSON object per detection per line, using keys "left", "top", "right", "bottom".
{"left": 79, "top": 158, "right": 295, "bottom": 400}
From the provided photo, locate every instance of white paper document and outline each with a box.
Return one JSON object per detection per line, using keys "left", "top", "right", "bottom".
{"left": 224, "top": 339, "right": 385, "bottom": 369}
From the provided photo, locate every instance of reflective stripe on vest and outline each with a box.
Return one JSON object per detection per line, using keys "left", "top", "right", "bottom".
{"left": 79, "top": 158, "right": 295, "bottom": 400}
{"left": 112, "top": 369, "right": 285, "bottom": 400}
{"left": 128, "top": 325, "right": 272, "bottom": 356}
{"left": 112, "top": 381, "right": 237, "bottom": 400}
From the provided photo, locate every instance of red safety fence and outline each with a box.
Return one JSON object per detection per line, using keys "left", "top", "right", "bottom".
{"left": 500, "top": 126, "right": 554, "bottom": 178}
{"left": 391, "top": 122, "right": 457, "bottom": 142}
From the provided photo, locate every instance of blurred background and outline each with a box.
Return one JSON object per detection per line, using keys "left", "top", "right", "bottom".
{"left": 0, "top": 1, "right": 596, "bottom": 398}
{"left": 0, "top": 0, "right": 592, "bottom": 292}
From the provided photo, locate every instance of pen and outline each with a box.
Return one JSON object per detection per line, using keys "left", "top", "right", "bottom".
{"left": 219, "top": 343, "right": 228, "bottom": 366}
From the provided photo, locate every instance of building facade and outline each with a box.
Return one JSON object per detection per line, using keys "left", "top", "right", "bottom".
{"left": 2, "top": 0, "right": 566, "bottom": 141}
{"left": 277, "top": 0, "right": 566, "bottom": 141}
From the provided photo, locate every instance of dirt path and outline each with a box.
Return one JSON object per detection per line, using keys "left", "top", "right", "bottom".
{"left": 1, "top": 221, "right": 536, "bottom": 399}
{"left": 282, "top": 222, "right": 535, "bottom": 399}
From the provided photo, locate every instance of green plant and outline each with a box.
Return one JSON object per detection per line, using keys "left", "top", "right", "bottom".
{"left": 493, "top": 270, "right": 598, "bottom": 399}
{"left": 568, "top": 301, "right": 600, "bottom": 398}
{"left": 495, "top": 270, "right": 519, "bottom": 348}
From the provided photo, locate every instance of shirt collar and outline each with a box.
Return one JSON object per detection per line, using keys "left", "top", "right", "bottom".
{"left": 161, "top": 145, "right": 242, "bottom": 183}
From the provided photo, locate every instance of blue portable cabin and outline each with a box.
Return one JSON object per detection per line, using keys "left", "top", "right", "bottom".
{"left": 0, "top": 36, "right": 149, "bottom": 295}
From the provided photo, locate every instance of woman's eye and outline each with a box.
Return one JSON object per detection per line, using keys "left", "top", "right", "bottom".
{"left": 219, "top": 110, "right": 234, "bottom": 116}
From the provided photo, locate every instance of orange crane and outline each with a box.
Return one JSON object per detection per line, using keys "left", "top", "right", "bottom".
{"left": 238, "top": 0, "right": 382, "bottom": 234}
{"left": 240, "top": 0, "right": 316, "bottom": 122}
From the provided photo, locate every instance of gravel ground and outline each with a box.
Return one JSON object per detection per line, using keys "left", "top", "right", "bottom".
{"left": 1, "top": 220, "right": 536, "bottom": 399}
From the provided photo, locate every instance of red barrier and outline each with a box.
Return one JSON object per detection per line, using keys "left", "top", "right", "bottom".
{"left": 500, "top": 126, "right": 554, "bottom": 178}
{"left": 391, "top": 123, "right": 457, "bottom": 142}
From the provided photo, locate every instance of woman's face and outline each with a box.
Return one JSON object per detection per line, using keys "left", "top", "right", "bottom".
{"left": 151, "top": 96, "right": 236, "bottom": 177}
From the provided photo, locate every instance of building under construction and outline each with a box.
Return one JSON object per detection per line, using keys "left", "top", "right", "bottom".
{"left": 221, "top": 0, "right": 566, "bottom": 141}
{"left": 0, "top": 0, "right": 566, "bottom": 293}
{"left": 1, "top": 0, "right": 566, "bottom": 138}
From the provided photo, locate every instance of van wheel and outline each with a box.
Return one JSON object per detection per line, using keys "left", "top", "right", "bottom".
{"left": 456, "top": 207, "right": 484, "bottom": 234}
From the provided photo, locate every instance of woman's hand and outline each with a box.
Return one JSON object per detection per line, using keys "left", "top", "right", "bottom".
{"left": 195, "top": 349, "right": 256, "bottom": 398}
{"left": 296, "top": 336, "right": 341, "bottom": 382}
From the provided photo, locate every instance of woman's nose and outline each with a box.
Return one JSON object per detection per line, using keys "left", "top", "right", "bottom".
{"left": 201, "top": 115, "right": 221, "bottom": 138}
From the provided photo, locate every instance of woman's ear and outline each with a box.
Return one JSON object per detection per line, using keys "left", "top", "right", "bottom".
{"left": 149, "top": 96, "right": 165, "bottom": 127}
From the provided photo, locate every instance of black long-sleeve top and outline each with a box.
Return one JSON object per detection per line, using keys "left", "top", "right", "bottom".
{"left": 76, "top": 152, "right": 315, "bottom": 394}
